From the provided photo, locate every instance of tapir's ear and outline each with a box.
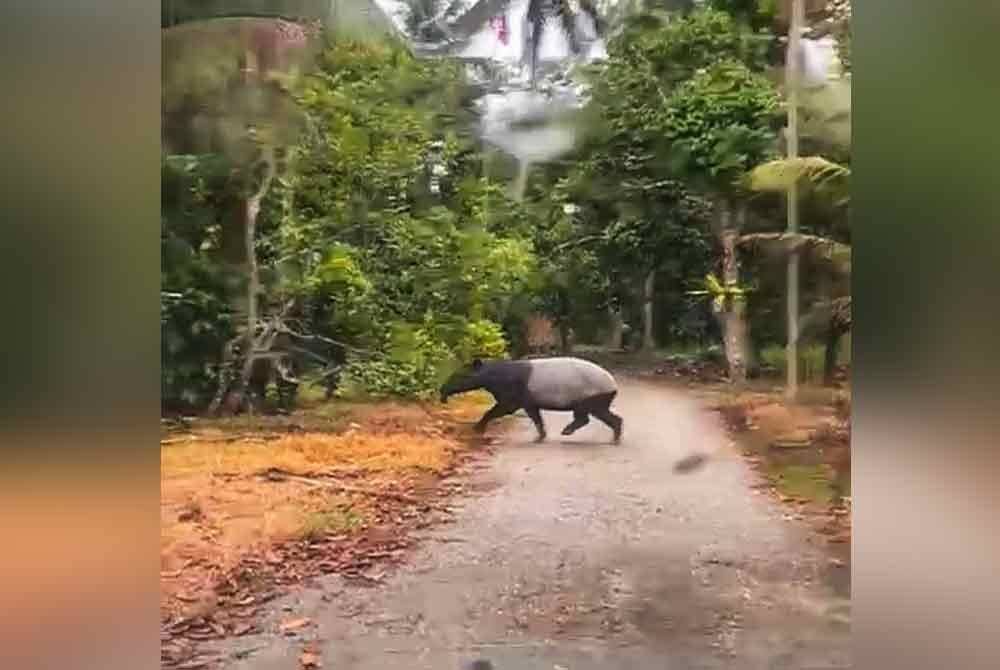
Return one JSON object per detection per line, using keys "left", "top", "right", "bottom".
{"left": 472, "top": 358, "right": 483, "bottom": 370}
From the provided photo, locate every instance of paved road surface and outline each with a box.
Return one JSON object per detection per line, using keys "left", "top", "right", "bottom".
{"left": 216, "top": 378, "right": 851, "bottom": 669}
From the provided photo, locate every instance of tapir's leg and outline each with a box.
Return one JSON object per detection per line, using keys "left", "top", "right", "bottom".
{"left": 589, "top": 392, "right": 623, "bottom": 443}
{"left": 474, "top": 402, "right": 517, "bottom": 433}
{"left": 561, "top": 409, "right": 590, "bottom": 436}
{"left": 523, "top": 405, "right": 547, "bottom": 442}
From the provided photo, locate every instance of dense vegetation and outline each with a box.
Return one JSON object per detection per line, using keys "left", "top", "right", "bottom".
{"left": 162, "top": 2, "right": 852, "bottom": 414}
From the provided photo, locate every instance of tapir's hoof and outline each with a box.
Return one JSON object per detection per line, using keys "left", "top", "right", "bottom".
{"left": 561, "top": 426, "right": 574, "bottom": 436}
{"left": 534, "top": 434, "right": 547, "bottom": 443}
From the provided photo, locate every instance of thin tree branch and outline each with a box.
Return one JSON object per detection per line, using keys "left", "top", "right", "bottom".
{"left": 276, "top": 325, "right": 375, "bottom": 356}
{"left": 553, "top": 234, "right": 605, "bottom": 252}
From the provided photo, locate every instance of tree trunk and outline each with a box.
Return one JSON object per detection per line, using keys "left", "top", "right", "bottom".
{"left": 606, "top": 304, "right": 624, "bottom": 350}
{"left": 641, "top": 270, "right": 655, "bottom": 351}
{"left": 511, "top": 160, "right": 529, "bottom": 201}
{"left": 557, "top": 320, "right": 572, "bottom": 354}
{"left": 823, "top": 297, "right": 851, "bottom": 386}
{"left": 736, "top": 205, "right": 756, "bottom": 376}
{"left": 717, "top": 205, "right": 748, "bottom": 387}
{"left": 557, "top": 289, "right": 572, "bottom": 354}
{"left": 720, "top": 299, "right": 749, "bottom": 387}
{"left": 212, "top": 150, "right": 275, "bottom": 415}
{"left": 559, "top": 325, "right": 573, "bottom": 354}
{"left": 824, "top": 329, "right": 840, "bottom": 386}
{"left": 236, "top": 193, "right": 263, "bottom": 405}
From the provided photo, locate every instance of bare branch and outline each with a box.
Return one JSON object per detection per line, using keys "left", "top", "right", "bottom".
{"left": 285, "top": 344, "right": 332, "bottom": 366}
{"left": 553, "top": 234, "right": 605, "bottom": 252}
{"left": 259, "top": 468, "right": 420, "bottom": 505}
{"left": 276, "top": 324, "right": 375, "bottom": 356}
{"left": 273, "top": 357, "right": 300, "bottom": 384}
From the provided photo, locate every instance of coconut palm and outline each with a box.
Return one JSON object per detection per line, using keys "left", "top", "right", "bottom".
{"left": 427, "top": 0, "right": 606, "bottom": 85}
{"left": 745, "top": 155, "right": 851, "bottom": 385}
{"left": 748, "top": 156, "right": 850, "bottom": 207}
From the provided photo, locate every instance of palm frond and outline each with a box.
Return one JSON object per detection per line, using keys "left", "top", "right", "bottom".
{"left": 523, "top": 0, "right": 604, "bottom": 85}
{"left": 738, "top": 232, "right": 851, "bottom": 275}
{"left": 747, "top": 156, "right": 850, "bottom": 193}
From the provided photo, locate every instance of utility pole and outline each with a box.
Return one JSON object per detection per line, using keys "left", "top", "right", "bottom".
{"left": 785, "top": 0, "right": 804, "bottom": 401}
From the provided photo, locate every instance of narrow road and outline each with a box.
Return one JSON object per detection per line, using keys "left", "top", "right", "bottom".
{"left": 219, "top": 378, "right": 850, "bottom": 669}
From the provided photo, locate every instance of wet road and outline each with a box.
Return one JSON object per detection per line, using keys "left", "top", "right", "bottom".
{"left": 216, "top": 378, "right": 851, "bottom": 669}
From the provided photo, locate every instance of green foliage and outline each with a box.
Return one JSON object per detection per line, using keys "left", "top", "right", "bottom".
{"left": 748, "top": 156, "right": 849, "bottom": 191}
{"left": 705, "top": 0, "right": 778, "bottom": 30}
{"left": 160, "top": 3, "right": 852, "bottom": 406}
{"left": 161, "top": 285, "right": 234, "bottom": 409}
{"left": 687, "top": 272, "right": 754, "bottom": 311}
{"left": 336, "top": 315, "right": 508, "bottom": 399}
{"left": 797, "top": 77, "right": 851, "bottom": 158}
{"left": 607, "top": 7, "right": 769, "bottom": 86}
{"left": 662, "top": 60, "right": 780, "bottom": 190}
{"left": 338, "top": 325, "right": 452, "bottom": 400}
{"left": 456, "top": 319, "right": 509, "bottom": 363}
{"left": 521, "top": 8, "right": 770, "bottom": 338}
{"left": 272, "top": 38, "right": 537, "bottom": 398}
{"left": 161, "top": 155, "right": 239, "bottom": 411}
{"left": 760, "top": 343, "right": 827, "bottom": 384}
{"left": 767, "top": 463, "right": 835, "bottom": 505}
{"left": 161, "top": 34, "right": 543, "bottom": 407}
{"left": 827, "top": 0, "right": 852, "bottom": 73}
{"left": 748, "top": 156, "right": 850, "bottom": 207}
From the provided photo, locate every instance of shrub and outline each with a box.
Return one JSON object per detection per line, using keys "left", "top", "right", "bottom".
{"left": 337, "top": 318, "right": 509, "bottom": 399}
{"left": 456, "top": 319, "right": 508, "bottom": 363}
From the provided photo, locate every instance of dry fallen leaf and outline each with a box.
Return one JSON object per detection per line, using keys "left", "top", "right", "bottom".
{"left": 280, "top": 617, "right": 312, "bottom": 632}
{"left": 177, "top": 659, "right": 212, "bottom": 670}
{"left": 299, "top": 651, "right": 321, "bottom": 668}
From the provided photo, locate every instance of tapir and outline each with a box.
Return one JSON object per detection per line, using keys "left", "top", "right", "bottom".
{"left": 440, "top": 357, "right": 624, "bottom": 443}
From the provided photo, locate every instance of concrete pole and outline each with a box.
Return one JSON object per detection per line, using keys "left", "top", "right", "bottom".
{"left": 786, "top": 0, "right": 804, "bottom": 401}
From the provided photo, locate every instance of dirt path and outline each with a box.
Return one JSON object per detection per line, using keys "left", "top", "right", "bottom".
{"left": 212, "top": 378, "right": 850, "bottom": 669}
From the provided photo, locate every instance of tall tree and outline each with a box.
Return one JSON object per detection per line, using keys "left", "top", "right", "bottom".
{"left": 591, "top": 8, "right": 778, "bottom": 377}
{"left": 276, "top": 37, "right": 538, "bottom": 397}
{"left": 746, "top": 155, "right": 851, "bottom": 385}
{"left": 421, "top": 0, "right": 605, "bottom": 85}
{"left": 162, "top": 18, "right": 320, "bottom": 413}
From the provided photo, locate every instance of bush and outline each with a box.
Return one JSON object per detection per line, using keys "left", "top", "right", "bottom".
{"left": 456, "top": 319, "right": 508, "bottom": 362}
{"left": 161, "top": 288, "right": 233, "bottom": 412}
{"left": 337, "top": 318, "right": 509, "bottom": 399}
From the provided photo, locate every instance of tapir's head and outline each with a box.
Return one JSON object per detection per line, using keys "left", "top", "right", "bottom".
{"left": 439, "top": 358, "right": 486, "bottom": 403}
